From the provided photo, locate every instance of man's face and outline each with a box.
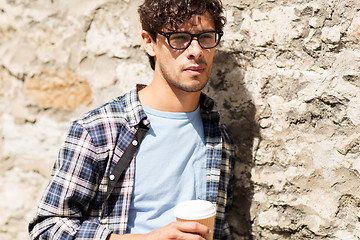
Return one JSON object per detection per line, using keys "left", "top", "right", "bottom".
{"left": 152, "top": 12, "right": 217, "bottom": 93}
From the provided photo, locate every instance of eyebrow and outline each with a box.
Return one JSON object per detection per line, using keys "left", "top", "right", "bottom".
{"left": 165, "top": 29, "right": 217, "bottom": 34}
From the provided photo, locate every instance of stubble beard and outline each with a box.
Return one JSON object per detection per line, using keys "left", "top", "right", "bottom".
{"left": 160, "top": 63, "right": 212, "bottom": 93}
{"left": 171, "top": 76, "right": 209, "bottom": 92}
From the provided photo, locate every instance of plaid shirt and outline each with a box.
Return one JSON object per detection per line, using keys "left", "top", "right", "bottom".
{"left": 29, "top": 85, "right": 235, "bottom": 240}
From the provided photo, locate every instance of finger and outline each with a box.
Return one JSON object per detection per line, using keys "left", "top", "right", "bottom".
{"left": 179, "top": 232, "right": 207, "bottom": 240}
{"left": 176, "top": 221, "right": 211, "bottom": 237}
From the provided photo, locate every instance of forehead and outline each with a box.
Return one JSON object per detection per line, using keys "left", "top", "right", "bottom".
{"left": 169, "top": 11, "right": 216, "bottom": 32}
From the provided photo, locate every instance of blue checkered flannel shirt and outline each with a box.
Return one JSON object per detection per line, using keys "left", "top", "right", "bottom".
{"left": 29, "top": 85, "right": 235, "bottom": 240}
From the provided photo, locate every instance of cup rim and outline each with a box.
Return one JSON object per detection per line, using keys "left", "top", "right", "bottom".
{"left": 174, "top": 200, "right": 216, "bottom": 220}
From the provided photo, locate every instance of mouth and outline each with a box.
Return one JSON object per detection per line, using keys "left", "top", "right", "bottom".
{"left": 184, "top": 65, "right": 205, "bottom": 75}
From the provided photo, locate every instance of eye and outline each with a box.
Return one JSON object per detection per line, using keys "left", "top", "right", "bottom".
{"left": 200, "top": 33, "right": 215, "bottom": 40}
{"left": 171, "top": 33, "right": 190, "bottom": 41}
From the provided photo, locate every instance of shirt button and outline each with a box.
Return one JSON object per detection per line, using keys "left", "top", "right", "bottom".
{"left": 132, "top": 140, "right": 138, "bottom": 146}
{"left": 142, "top": 119, "right": 149, "bottom": 125}
{"left": 109, "top": 174, "right": 115, "bottom": 181}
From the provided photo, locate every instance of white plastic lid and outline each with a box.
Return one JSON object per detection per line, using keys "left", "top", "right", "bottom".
{"left": 174, "top": 200, "right": 216, "bottom": 220}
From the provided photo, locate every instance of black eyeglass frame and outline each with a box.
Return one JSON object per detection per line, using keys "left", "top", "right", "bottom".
{"left": 158, "top": 31, "right": 224, "bottom": 50}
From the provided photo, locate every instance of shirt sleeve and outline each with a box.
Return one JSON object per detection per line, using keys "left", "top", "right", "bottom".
{"left": 28, "top": 121, "right": 112, "bottom": 240}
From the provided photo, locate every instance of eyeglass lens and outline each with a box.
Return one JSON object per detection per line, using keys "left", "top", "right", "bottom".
{"left": 168, "top": 32, "right": 220, "bottom": 49}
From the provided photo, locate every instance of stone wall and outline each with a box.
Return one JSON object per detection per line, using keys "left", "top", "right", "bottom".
{"left": 0, "top": 0, "right": 359, "bottom": 239}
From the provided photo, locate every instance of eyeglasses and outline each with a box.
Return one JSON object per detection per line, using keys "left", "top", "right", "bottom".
{"left": 158, "top": 31, "right": 223, "bottom": 50}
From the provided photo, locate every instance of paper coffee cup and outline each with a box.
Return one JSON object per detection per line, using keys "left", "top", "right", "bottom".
{"left": 174, "top": 200, "right": 216, "bottom": 240}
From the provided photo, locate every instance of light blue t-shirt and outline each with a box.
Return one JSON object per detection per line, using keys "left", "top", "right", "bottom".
{"left": 126, "top": 104, "right": 207, "bottom": 234}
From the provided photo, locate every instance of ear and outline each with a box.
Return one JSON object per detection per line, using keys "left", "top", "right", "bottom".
{"left": 141, "top": 31, "right": 156, "bottom": 57}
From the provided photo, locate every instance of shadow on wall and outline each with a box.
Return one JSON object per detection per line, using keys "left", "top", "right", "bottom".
{"left": 206, "top": 50, "right": 260, "bottom": 240}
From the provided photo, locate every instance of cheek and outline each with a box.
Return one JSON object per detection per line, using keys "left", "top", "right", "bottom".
{"left": 160, "top": 55, "right": 177, "bottom": 72}
{"left": 206, "top": 52, "right": 215, "bottom": 68}
{"left": 157, "top": 47, "right": 181, "bottom": 67}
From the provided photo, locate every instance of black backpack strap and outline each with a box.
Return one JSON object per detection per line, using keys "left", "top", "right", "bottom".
{"left": 105, "top": 122, "right": 148, "bottom": 200}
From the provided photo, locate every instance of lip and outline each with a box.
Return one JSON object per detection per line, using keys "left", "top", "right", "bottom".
{"left": 184, "top": 65, "right": 205, "bottom": 74}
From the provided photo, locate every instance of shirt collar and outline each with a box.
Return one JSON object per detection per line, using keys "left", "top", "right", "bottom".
{"left": 123, "top": 84, "right": 148, "bottom": 128}
{"left": 125, "top": 84, "right": 216, "bottom": 127}
{"left": 200, "top": 92, "right": 215, "bottom": 112}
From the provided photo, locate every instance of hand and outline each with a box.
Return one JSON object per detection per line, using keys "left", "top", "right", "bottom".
{"left": 144, "top": 221, "right": 211, "bottom": 240}
{"left": 108, "top": 221, "right": 211, "bottom": 240}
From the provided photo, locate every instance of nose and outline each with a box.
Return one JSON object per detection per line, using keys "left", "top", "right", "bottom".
{"left": 186, "top": 38, "right": 203, "bottom": 58}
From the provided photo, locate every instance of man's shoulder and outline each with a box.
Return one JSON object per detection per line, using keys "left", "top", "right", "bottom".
{"left": 199, "top": 92, "right": 234, "bottom": 145}
{"left": 79, "top": 96, "right": 125, "bottom": 124}
{"left": 219, "top": 123, "right": 234, "bottom": 145}
{"left": 75, "top": 88, "right": 141, "bottom": 128}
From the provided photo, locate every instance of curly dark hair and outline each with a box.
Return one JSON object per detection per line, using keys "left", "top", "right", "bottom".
{"left": 138, "top": 0, "right": 226, "bottom": 70}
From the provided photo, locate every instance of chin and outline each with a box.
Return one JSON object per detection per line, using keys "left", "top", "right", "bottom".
{"left": 177, "top": 81, "right": 208, "bottom": 93}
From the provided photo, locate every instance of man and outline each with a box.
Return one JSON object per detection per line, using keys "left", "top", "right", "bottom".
{"left": 29, "top": 0, "right": 235, "bottom": 239}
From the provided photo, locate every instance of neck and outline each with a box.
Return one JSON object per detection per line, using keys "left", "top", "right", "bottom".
{"left": 138, "top": 80, "right": 201, "bottom": 113}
